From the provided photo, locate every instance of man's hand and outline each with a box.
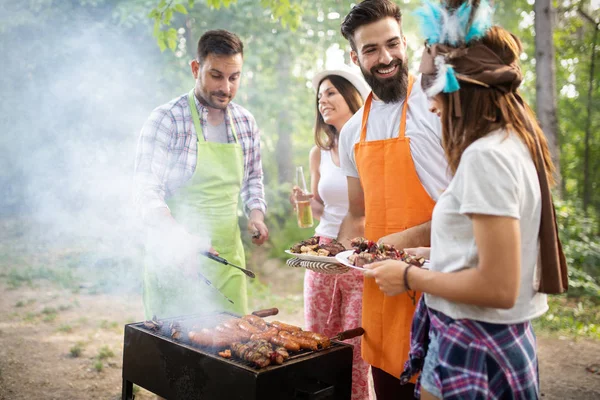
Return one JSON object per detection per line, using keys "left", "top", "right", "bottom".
{"left": 248, "top": 209, "right": 269, "bottom": 245}
{"left": 363, "top": 260, "right": 409, "bottom": 296}
{"left": 404, "top": 247, "right": 431, "bottom": 260}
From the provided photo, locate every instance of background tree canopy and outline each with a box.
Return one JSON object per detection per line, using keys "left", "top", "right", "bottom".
{"left": 0, "top": 0, "right": 598, "bottom": 298}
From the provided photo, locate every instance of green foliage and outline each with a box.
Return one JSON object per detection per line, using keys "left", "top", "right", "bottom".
{"left": 69, "top": 342, "right": 84, "bottom": 358}
{"left": 533, "top": 296, "right": 600, "bottom": 339}
{"left": 555, "top": 199, "right": 600, "bottom": 297}
{"left": 97, "top": 345, "right": 115, "bottom": 360}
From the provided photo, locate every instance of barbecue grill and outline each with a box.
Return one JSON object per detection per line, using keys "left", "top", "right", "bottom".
{"left": 122, "top": 309, "right": 358, "bottom": 400}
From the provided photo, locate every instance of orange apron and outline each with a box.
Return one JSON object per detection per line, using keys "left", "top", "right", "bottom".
{"left": 355, "top": 75, "right": 436, "bottom": 378}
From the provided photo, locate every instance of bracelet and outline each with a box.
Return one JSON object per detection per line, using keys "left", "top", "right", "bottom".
{"left": 404, "top": 264, "right": 415, "bottom": 291}
{"left": 404, "top": 265, "right": 417, "bottom": 305}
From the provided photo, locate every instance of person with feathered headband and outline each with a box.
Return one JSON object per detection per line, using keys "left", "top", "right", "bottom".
{"left": 364, "top": 0, "right": 567, "bottom": 398}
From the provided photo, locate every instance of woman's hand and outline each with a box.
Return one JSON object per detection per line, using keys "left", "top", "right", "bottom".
{"left": 289, "top": 185, "right": 314, "bottom": 211}
{"left": 404, "top": 247, "right": 431, "bottom": 260}
{"left": 363, "top": 260, "right": 410, "bottom": 296}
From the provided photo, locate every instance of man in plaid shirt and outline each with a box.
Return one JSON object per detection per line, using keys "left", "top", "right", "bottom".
{"left": 134, "top": 30, "right": 268, "bottom": 317}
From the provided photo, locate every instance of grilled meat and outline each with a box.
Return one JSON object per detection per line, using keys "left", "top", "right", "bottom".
{"left": 280, "top": 331, "right": 318, "bottom": 351}
{"left": 242, "top": 314, "right": 268, "bottom": 331}
{"left": 292, "top": 331, "right": 331, "bottom": 349}
{"left": 319, "top": 240, "right": 346, "bottom": 256}
{"left": 230, "top": 342, "right": 271, "bottom": 368}
{"left": 270, "top": 321, "right": 302, "bottom": 333}
{"left": 250, "top": 326, "right": 279, "bottom": 341}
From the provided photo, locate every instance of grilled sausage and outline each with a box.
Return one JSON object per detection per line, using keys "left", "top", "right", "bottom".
{"left": 292, "top": 331, "right": 331, "bottom": 349}
{"left": 189, "top": 329, "right": 234, "bottom": 348}
{"left": 270, "top": 321, "right": 302, "bottom": 333}
{"left": 237, "top": 320, "right": 262, "bottom": 334}
{"left": 242, "top": 314, "right": 268, "bottom": 331}
{"left": 280, "top": 331, "right": 318, "bottom": 351}
{"left": 269, "top": 335, "right": 300, "bottom": 352}
{"left": 250, "top": 326, "right": 279, "bottom": 341}
{"left": 215, "top": 324, "right": 251, "bottom": 341}
{"left": 222, "top": 319, "right": 242, "bottom": 330}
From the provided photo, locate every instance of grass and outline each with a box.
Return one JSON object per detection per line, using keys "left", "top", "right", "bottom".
{"left": 97, "top": 345, "right": 114, "bottom": 360}
{"left": 93, "top": 360, "right": 104, "bottom": 372}
{"left": 58, "top": 324, "right": 73, "bottom": 333}
{"left": 99, "top": 320, "right": 119, "bottom": 330}
{"left": 533, "top": 296, "right": 600, "bottom": 339}
{"left": 69, "top": 342, "right": 84, "bottom": 358}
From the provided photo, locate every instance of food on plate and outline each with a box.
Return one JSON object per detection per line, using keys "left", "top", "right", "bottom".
{"left": 348, "top": 237, "right": 426, "bottom": 268}
{"left": 289, "top": 237, "right": 346, "bottom": 256}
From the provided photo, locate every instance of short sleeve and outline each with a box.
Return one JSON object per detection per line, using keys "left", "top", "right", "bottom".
{"left": 339, "top": 119, "right": 360, "bottom": 178}
{"left": 454, "top": 148, "right": 520, "bottom": 219}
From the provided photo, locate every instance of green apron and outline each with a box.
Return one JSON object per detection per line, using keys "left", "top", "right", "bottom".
{"left": 143, "top": 90, "right": 248, "bottom": 318}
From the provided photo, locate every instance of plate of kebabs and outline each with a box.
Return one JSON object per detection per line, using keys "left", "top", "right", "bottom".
{"left": 285, "top": 236, "right": 346, "bottom": 263}
{"left": 336, "top": 237, "right": 428, "bottom": 271}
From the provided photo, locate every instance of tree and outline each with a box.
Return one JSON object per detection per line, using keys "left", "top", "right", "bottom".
{"left": 535, "top": 0, "right": 561, "bottom": 191}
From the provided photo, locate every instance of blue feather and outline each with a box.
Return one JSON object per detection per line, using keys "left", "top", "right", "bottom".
{"left": 465, "top": 0, "right": 494, "bottom": 42}
{"left": 414, "top": 1, "right": 443, "bottom": 43}
{"left": 443, "top": 66, "right": 460, "bottom": 93}
{"left": 456, "top": 2, "right": 472, "bottom": 41}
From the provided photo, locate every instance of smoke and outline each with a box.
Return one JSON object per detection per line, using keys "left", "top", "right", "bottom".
{"left": 0, "top": 3, "right": 193, "bottom": 300}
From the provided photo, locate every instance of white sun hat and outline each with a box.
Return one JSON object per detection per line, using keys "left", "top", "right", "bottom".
{"left": 311, "top": 64, "right": 371, "bottom": 100}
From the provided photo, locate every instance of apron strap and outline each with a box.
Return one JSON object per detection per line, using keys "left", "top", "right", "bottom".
{"left": 358, "top": 75, "right": 415, "bottom": 142}
{"left": 398, "top": 75, "right": 414, "bottom": 140}
{"left": 188, "top": 90, "right": 239, "bottom": 144}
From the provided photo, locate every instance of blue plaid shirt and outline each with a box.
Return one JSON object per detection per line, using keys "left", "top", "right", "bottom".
{"left": 134, "top": 92, "right": 267, "bottom": 219}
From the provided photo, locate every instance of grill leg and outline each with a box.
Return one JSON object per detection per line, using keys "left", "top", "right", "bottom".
{"left": 122, "top": 379, "right": 134, "bottom": 400}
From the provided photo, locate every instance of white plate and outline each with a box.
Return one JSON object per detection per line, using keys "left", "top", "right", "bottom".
{"left": 284, "top": 249, "right": 341, "bottom": 264}
{"left": 335, "top": 250, "right": 366, "bottom": 271}
{"left": 336, "top": 250, "right": 431, "bottom": 270}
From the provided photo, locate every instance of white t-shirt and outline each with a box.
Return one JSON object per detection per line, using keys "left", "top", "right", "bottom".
{"left": 204, "top": 121, "right": 228, "bottom": 143}
{"left": 425, "top": 129, "right": 548, "bottom": 324}
{"left": 339, "top": 75, "right": 450, "bottom": 201}
{"left": 315, "top": 149, "right": 349, "bottom": 239}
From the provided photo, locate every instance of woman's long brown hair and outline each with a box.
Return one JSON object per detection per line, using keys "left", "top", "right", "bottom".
{"left": 314, "top": 75, "right": 363, "bottom": 150}
{"left": 428, "top": 26, "right": 556, "bottom": 185}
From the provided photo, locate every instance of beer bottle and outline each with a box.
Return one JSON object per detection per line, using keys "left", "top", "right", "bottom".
{"left": 295, "top": 166, "right": 314, "bottom": 228}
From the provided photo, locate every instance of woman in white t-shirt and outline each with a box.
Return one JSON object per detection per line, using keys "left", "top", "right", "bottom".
{"left": 363, "top": 3, "right": 556, "bottom": 399}
{"left": 290, "top": 67, "right": 371, "bottom": 400}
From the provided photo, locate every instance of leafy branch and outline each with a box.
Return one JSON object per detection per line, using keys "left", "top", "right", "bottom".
{"left": 148, "top": 0, "right": 303, "bottom": 51}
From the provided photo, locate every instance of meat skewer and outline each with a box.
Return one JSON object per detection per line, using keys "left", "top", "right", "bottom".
{"left": 230, "top": 342, "right": 271, "bottom": 368}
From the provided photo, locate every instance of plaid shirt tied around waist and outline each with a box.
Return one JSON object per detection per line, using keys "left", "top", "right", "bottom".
{"left": 134, "top": 92, "right": 267, "bottom": 219}
{"left": 401, "top": 298, "right": 540, "bottom": 400}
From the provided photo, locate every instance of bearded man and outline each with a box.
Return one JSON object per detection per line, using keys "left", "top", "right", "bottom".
{"left": 337, "top": 1, "right": 450, "bottom": 398}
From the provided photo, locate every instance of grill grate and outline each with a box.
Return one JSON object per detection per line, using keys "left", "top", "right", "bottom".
{"left": 135, "top": 311, "right": 342, "bottom": 370}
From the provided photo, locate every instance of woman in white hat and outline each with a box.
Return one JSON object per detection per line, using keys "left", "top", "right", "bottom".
{"left": 290, "top": 65, "right": 371, "bottom": 400}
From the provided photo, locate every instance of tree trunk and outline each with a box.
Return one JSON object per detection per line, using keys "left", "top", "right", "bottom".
{"left": 534, "top": 0, "right": 562, "bottom": 195}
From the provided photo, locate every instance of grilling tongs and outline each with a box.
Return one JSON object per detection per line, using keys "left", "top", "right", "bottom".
{"left": 200, "top": 251, "right": 256, "bottom": 279}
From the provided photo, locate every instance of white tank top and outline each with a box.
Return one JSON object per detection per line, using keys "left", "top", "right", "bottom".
{"left": 315, "top": 149, "right": 349, "bottom": 239}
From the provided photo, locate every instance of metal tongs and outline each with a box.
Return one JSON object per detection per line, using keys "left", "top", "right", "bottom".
{"left": 200, "top": 251, "right": 256, "bottom": 279}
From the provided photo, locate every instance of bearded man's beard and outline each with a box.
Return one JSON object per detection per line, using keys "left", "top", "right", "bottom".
{"left": 360, "top": 58, "right": 409, "bottom": 103}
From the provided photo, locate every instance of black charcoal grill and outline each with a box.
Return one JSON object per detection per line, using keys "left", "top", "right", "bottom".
{"left": 122, "top": 309, "right": 358, "bottom": 400}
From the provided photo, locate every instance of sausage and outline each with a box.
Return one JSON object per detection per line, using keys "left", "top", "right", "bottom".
{"left": 237, "top": 320, "right": 262, "bottom": 334}
{"left": 215, "top": 324, "right": 251, "bottom": 341}
{"left": 280, "top": 331, "right": 318, "bottom": 351}
{"left": 189, "top": 328, "right": 234, "bottom": 348}
{"left": 269, "top": 335, "right": 300, "bottom": 352}
{"left": 222, "top": 319, "right": 242, "bottom": 330}
{"left": 250, "top": 326, "right": 279, "bottom": 341}
{"left": 270, "top": 321, "right": 302, "bottom": 333}
{"left": 242, "top": 314, "right": 268, "bottom": 331}
{"left": 292, "top": 331, "right": 331, "bottom": 348}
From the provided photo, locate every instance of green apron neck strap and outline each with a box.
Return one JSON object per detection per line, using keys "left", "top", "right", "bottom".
{"left": 188, "top": 90, "right": 238, "bottom": 144}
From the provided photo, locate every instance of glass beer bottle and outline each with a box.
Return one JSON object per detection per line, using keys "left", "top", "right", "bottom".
{"left": 295, "top": 166, "right": 314, "bottom": 228}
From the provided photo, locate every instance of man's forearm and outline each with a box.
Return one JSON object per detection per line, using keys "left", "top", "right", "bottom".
{"left": 337, "top": 213, "right": 365, "bottom": 248}
{"left": 379, "top": 221, "right": 431, "bottom": 249}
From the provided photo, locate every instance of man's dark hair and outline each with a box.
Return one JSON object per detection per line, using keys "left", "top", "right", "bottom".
{"left": 196, "top": 29, "right": 244, "bottom": 64}
{"left": 340, "top": 0, "right": 402, "bottom": 51}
